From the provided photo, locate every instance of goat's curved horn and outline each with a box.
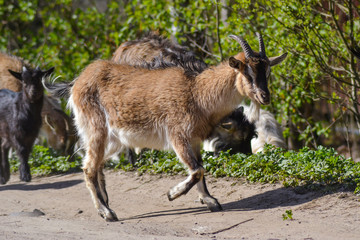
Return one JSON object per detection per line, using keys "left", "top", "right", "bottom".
{"left": 229, "top": 35, "right": 254, "bottom": 59}
{"left": 35, "top": 66, "right": 41, "bottom": 71}
{"left": 256, "top": 32, "right": 266, "bottom": 58}
{"left": 44, "top": 114, "right": 56, "bottom": 132}
{"left": 64, "top": 117, "right": 69, "bottom": 132}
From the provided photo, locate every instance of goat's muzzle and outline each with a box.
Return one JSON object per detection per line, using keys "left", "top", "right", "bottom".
{"left": 255, "top": 89, "right": 270, "bottom": 105}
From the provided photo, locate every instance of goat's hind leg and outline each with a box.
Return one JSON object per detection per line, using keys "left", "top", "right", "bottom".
{"left": 83, "top": 165, "right": 117, "bottom": 221}
{"left": 0, "top": 140, "right": 10, "bottom": 184}
{"left": 82, "top": 138, "right": 118, "bottom": 221}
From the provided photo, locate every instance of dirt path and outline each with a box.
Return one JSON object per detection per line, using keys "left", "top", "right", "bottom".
{"left": 1, "top": 170, "right": 360, "bottom": 239}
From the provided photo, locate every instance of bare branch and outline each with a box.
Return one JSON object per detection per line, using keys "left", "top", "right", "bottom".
{"left": 216, "top": 0, "right": 223, "bottom": 61}
{"left": 187, "top": 37, "right": 221, "bottom": 60}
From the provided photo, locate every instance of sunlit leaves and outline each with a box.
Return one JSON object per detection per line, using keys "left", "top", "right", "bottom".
{"left": 106, "top": 146, "right": 360, "bottom": 194}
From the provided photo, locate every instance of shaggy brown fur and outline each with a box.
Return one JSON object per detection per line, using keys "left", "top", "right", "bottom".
{"left": 45, "top": 34, "right": 287, "bottom": 221}
{"left": 0, "top": 52, "right": 27, "bottom": 91}
{"left": 112, "top": 32, "right": 208, "bottom": 77}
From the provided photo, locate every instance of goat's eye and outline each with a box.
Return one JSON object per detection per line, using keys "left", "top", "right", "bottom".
{"left": 220, "top": 122, "right": 233, "bottom": 131}
{"left": 245, "top": 66, "right": 255, "bottom": 83}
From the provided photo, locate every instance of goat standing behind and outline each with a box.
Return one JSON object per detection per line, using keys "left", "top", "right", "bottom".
{"left": 0, "top": 66, "right": 53, "bottom": 184}
{"left": 112, "top": 32, "right": 208, "bottom": 77}
{"left": 44, "top": 33, "right": 287, "bottom": 221}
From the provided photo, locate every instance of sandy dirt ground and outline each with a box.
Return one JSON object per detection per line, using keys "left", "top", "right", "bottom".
{"left": 1, "top": 170, "right": 360, "bottom": 240}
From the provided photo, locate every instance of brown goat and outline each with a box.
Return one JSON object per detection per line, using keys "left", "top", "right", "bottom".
{"left": 0, "top": 52, "right": 27, "bottom": 92}
{"left": 39, "top": 96, "right": 78, "bottom": 157}
{"left": 0, "top": 52, "right": 77, "bottom": 157}
{"left": 44, "top": 33, "right": 287, "bottom": 221}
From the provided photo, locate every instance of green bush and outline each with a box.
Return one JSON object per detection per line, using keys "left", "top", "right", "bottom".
{"left": 10, "top": 144, "right": 360, "bottom": 194}
{"left": 9, "top": 145, "right": 82, "bottom": 175}
{"left": 106, "top": 145, "right": 360, "bottom": 194}
{"left": 2, "top": 0, "right": 359, "bottom": 150}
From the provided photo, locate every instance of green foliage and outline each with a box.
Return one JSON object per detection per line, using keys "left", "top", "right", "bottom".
{"left": 110, "top": 145, "right": 360, "bottom": 194}
{"left": 282, "top": 209, "right": 294, "bottom": 220}
{"left": 8, "top": 144, "right": 360, "bottom": 195}
{"left": 10, "top": 145, "right": 82, "bottom": 176}
{"left": 1, "top": 0, "right": 359, "bottom": 153}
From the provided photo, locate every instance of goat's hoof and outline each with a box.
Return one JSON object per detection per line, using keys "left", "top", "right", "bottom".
{"left": 167, "top": 191, "right": 175, "bottom": 201}
{"left": 99, "top": 208, "right": 118, "bottom": 222}
{"left": 0, "top": 177, "right": 8, "bottom": 185}
{"left": 167, "top": 189, "right": 181, "bottom": 201}
{"left": 200, "top": 197, "right": 223, "bottom": 212}
{"left": 20, "top": 173, "right": 31, "bottom": 182}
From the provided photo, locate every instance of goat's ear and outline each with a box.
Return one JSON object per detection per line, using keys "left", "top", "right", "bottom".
{"left": 8, "top": 69, "right": 22, "bottom": 81}
{"left": 43, "top": 67, "right": 55, "bottom": 77}
{"left": 269, "top": 52, "right": 288, "bottom": 66}
{"left": 229, "top": 57, "right": 244, "bottom": 70}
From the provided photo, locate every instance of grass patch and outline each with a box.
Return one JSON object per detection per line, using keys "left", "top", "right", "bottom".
{"left": 109, "top": 145, "right": 360, "bottom": 193}
{"left": 9, "top": 144, "right": 360, "bottom": 194}
{"left": 10, "top": 145, "right": 82, "bottom": 176}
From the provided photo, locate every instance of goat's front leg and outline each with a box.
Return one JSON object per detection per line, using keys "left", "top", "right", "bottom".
{"left": 167, "top": 137, "right": 222, "bottom": 211}
{"left": 196, "top": 176, "right": 222, "bottom": 211}
{"left": 17, "top": 146, "right": 31, "bottom": 182}
{"left": 191, "top": 142, "right": 222, "bottom": 211}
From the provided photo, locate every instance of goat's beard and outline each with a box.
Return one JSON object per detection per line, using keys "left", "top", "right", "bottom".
{"left": 246, "top": 101, "right": 260, "bottom": 123}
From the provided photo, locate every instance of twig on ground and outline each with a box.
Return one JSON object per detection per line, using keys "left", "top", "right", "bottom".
{"left": 202, "top": 218, "right": 254, "bottom": 235}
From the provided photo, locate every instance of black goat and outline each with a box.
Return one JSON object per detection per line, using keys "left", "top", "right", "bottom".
{"left": 0, "top": 66, "right": 54, "bottom": 184}
{"left": 203, "top": 106, "right": 257, "bottom": 155}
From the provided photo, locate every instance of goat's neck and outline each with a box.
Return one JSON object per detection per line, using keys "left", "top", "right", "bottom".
{"left": 193, "top": 62, "right": 244, "bottom": 125}
{"left": 20, "top": 92, "right": 44, "bottom": 113}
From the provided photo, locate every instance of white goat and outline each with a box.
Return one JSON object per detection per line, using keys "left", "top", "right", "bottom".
{"left": 243, "top": 105, "right": 287, "bottom": 153}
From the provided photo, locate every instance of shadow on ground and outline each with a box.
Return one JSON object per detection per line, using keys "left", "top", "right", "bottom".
{"left": 123, "top": 185, "right": 351, "bottom": 220}
{"left": 0, "top": 179, "right": 83, "bottom": 191}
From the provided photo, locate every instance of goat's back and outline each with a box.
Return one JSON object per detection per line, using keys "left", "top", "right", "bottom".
{"left": 72, "top": 60, "right": 196, "bottom": 129}
{"left": 112, "top": 33, "right": 208, "bottom": 77}
{"left": 112, "top": 33, "right": 187, "bottom": 64}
